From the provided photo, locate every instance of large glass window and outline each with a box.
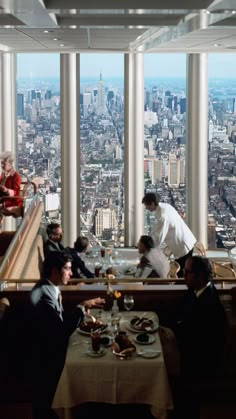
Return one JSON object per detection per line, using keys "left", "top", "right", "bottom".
{"left": 16, "top": 54, "right": 60, "bottom": 227}
{"left": 80, "top": 54, "right": 124, "bottom": 247}
{"left": 208, "top": 54, "right": 236, "bottom": 249}
{"left": 143, "top": 54, "right": 186, "bottom": 234}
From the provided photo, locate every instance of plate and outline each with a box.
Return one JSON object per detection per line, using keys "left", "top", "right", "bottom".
{"left": 128, "top": 317, "right": 159, "bottom": 333}
{"left": 138, "top": 349, "right": 161, "bottom": 359}
{"left": 134, "top": 334, "right": 155, "bottom": 345}
{"left": 86, "top": 348, "right": 106, "bottom": 357}
{"left": 77, "top": 322, "right": 108, "bottom": 336}
{"left": 112, "top": 346, "right": 136, "bottom": 359}
{"left": 124, "top": 265, "right": 137, "bottom": 275}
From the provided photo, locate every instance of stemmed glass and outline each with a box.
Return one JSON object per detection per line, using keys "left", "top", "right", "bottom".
{"left": 123, "top": 295, "right": 134, "bottom": 311}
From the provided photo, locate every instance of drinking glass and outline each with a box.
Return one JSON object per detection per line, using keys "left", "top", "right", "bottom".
{"left": 123, "top": 295, "right": 134, "bottom": 311}
{"left": 91, "top": 331, "right": 101, "bottom": 352}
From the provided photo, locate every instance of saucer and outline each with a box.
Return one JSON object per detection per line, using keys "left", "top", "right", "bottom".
{"left": 86, "top": 348, "right": 106, "bottom": 357}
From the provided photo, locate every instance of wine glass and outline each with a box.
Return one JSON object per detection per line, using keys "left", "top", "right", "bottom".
{"left": 123, "top": 295, "right": 134, "bottom": 311}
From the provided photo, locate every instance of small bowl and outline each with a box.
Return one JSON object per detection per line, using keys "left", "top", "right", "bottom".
{"left": 100, "top": 336, "right": 113, "bottom": 347}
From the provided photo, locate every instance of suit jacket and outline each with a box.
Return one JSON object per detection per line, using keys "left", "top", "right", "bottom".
{"left": 172, "top": 283, "right": 226, "bottom": 378}
{"left": 67, "top": 247, "right": 94, "bottom": 279}
{"left": 28, "top": 279, "right": 84, "bottom": 408}
{"left": 43, "top": 239, "right": 65, "bottom": 258}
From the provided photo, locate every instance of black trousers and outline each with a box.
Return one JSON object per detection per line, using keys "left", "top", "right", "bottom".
{"left": 175, "top": 249, "right": 193, "bottom": 277}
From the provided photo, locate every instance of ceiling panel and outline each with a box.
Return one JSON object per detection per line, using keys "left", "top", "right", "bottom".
{"left": 0, "top": 0, "right": 235, "bottom": 53}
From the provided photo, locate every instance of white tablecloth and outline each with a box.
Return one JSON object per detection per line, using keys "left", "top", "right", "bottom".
{"left": 52, "top": 311, "right": 173, "bottom": 419}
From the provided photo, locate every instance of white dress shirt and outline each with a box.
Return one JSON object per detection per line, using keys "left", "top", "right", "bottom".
{"left": 151, "top": 203, "right": 196, "bottom": 259}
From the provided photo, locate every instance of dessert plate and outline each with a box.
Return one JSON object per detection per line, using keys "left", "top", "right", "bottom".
{"left": 86, "top": 348, "right": 106, "bottom": 357}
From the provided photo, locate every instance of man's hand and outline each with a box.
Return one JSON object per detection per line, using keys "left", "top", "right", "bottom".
{"left": 83, "top": 297, "right": 105, "bottom": 310}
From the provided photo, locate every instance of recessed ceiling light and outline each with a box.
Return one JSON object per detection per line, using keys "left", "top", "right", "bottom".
{"left": 204, "top": 10, "right": 210, "bottom": 14}
{"left": 232, "top": 11, "right": 236, "bottom": 14}
{"left": 60, "top": 44, "right": 64, "bottom": 47}
{"left": 70, "top": 25, "right": 77, "bottom": 29}
{"left": 44, "top": 30, "right": 49, "bottom": 33}
{"left": 214, "top": 43, "right": 220, "bottom": 47}
{"left": 53, "top": 38, "right": 58, "bottom": 41}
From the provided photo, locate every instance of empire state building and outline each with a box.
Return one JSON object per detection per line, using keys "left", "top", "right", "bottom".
{"left": 97, "top": 71, "right": 106, "bottom": 115}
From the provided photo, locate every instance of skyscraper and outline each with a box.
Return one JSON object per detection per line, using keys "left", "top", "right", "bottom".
{"left": 17, "top": 93, "right": 24, "bottom": 118}
{"left": 97, "top": 72, "right": 106, "bottom": 115}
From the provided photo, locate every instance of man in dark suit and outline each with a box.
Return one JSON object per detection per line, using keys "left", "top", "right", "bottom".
{"left": 174, "top": 255, "right": 226, "bottom": 378}
{"left": 43, "top": 222, "right": 64, "bottom": 258}
{"left": 66, "top": 236, "right": 94, "bottom": 279}
{"left": 29, "top": 251, "right": 105, "bottom": 419}
{"left": 160, "top": 256, "right": 226, "bottom": 419}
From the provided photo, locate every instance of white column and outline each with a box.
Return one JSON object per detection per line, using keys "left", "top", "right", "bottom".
{"left": 60, "top": 54, "right": 78, "bottom": 247}
{"left": 76, "top": 54, "right": 80, "bottom": 237}
{"left": 186, "top": 53, "right": 208, "bottom": 248}
{"left": 0, "top": 53, "right": 16, "bottom": 231}
{"left": 124, "top": 53, "right": 144, "bottom": 246}
{"left": 0, "top": 53, "right": 16, "bottom": 152}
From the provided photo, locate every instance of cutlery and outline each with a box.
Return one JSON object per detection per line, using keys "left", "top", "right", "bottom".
{"left": 137, "top": 350, "right": 161, "bottom": 356}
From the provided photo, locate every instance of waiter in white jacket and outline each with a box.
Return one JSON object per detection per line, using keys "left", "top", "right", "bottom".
{"left": 142, "top": 192, "right": 196, "bottom": 277}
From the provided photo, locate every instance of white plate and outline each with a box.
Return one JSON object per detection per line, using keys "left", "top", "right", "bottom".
{"left": 128, "top": 320, "right": 159, "bottom": 334}
{"left": 138, "top": 349, "right": 161, "bottom": 359}
{"left": 134, "top": 334, "right": 155, "bottom": 345}
{"left": 86, "top": 348, "right": 106, "bottom": 357}
{"left": 77, "top": 324, "right": 108, "bottom": 336}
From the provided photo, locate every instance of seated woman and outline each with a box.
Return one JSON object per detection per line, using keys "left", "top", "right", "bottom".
{"left": 0, "top": 151, "right": 22, "bottom": 222}
{"left": 135, "top": 235, "right": 169, "bottom": 279}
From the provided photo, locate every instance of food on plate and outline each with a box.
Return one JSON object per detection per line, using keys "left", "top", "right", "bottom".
{"left": 112, "top": 331, "right": 136, "bottom": 356}
{"left": 136, "top": 333, "right": 150, "bottom": 343}
{"left": 130, "top": 316, "right": 154, "bottom": 331}
{"left": 79, "top": 320, "right": 104, "bottom": 333}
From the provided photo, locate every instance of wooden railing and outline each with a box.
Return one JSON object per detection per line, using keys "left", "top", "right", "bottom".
{"left": 0, "top": 196, "right": 43, "bottom": 280}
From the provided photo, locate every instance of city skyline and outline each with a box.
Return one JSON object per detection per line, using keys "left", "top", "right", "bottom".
{"left": 17, "top": 53, "right": 236, "bottom": 79}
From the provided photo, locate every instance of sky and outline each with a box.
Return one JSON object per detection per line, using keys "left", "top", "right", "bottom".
{"left": 17, "top": 53, "right": 236, "bottom": 79}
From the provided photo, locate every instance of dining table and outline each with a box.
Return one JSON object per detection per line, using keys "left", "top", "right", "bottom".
{"left": 52, "top": 310, "right": 173, "bottom": 419}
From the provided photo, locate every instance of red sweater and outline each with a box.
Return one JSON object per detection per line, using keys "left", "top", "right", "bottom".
{"left": 0, "top": 170, "right": 23, "bottom": 207}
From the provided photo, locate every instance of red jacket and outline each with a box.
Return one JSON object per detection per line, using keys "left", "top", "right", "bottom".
{"left": 0, "top": 170, "right": 23, "bottom": 207}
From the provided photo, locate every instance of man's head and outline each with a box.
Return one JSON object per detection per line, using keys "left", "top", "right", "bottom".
{"left": 74, "top": 236, "right": 89, "bottom": 253}
{"left": 43, "top": 251, "right": 73, "bottom": 285}
{"left": 138, "top": 235, "right": 154, "bottom": 254}
{"left": 184, "top": 256, "right": 213, "bottom": 291}
{"left": 142, "top": 193, "right": 160, "bottom": 212}
{"left": 46, "top": 223, "right": 63, "bottom": 243}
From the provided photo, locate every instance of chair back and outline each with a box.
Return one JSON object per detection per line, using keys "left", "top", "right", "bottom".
{"left": 212, "top": 261, "right": 236, "bottom": 278}
{"left": 194, "top": 241, "right": 206, "bottom": 256}
{"left": 167, "top": 261, "right": 180, "bottom": 279}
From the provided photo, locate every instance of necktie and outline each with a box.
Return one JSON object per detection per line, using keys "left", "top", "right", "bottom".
{"left": 58, "top": 292, "right": 63, "bottom": 319}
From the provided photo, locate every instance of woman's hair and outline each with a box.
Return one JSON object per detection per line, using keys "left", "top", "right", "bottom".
{"left": 0, "top": 151, "right": 14, "bottom": 164}
{"left": 43, "top": 251, "right": 72, "bottom": 277}
{"left": 139, "top": 235, "right": 155, "bottom": 250}
{"left": 74, "top": 236, "right": 89, "bottom": 252}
